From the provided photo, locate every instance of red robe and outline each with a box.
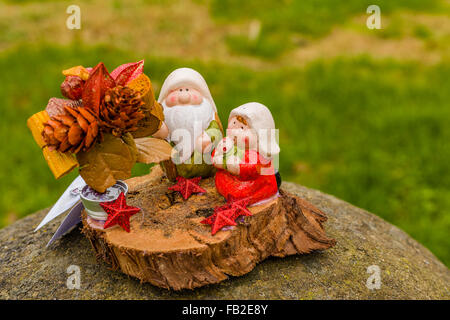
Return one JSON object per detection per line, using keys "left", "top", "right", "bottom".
{"left": 214, "top": 149, "right": 278, "bottom": 205}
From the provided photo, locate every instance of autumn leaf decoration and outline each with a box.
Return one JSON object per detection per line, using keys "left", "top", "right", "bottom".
{"left": 28, "top": 60, "right": 172, "bottom": 192}
{"left": 110, "top": 60, "right": 144, "bottom": 86}
{"left": 81, "top": 63, "right": 116, "bottom": 116}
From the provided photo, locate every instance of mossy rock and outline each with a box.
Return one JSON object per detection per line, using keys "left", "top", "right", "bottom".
{"left": 0, "top": 182, "right": 448, "bottom": 299}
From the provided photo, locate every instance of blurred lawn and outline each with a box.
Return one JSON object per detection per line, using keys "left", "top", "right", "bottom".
{"left": 0, "top": 0, "right": 449, "bottom": 266}
{"left": 212, "top": 0, "right": 443, "bottom": 58}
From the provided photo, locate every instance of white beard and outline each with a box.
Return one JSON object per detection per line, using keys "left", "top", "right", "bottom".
{"left": 162, "top": 98, "right": 215, "bottom": 163}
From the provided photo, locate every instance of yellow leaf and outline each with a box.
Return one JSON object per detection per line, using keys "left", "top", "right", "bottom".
{"left": 62, "top": 65, "right": 90, "bottom": 80}
{"left": 27, "top": 110, "right": 78, "bottom": 179}
{"left": 128, "top": 74, "right": 164, "bottom": 138}
{"left": 77, "top": 134, "right": 137, "bottom": 193}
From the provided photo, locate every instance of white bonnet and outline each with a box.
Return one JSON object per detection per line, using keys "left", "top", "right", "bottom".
{"left": 157, "top": 67, "right": 217, "bottom": 112}
{"left": 229, "top": 102, "right": 280, "bottom": 158}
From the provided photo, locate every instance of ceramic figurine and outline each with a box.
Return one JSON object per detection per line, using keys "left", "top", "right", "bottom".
{"left": 212, "top": 102, "right": 281, "bottom": 205}
{"left": 157, "top": 68, "right": 224, "bottom": 180}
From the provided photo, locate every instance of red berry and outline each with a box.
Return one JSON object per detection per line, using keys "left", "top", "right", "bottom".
{"left": 60, "top": 76, "right": 85, "bottom": 100}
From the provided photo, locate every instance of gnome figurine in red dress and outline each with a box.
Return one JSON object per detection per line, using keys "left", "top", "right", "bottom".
{"left": 212, "top": 102, "right": 281, "bottom": 205}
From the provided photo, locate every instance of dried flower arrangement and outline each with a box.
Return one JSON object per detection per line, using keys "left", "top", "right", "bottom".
{"left": 27, "top": 60, "right": 172, "bottom": 193}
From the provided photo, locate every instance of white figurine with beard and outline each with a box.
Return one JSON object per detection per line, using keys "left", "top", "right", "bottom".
{"left": 157, "top": 68, "right": 223, "bottom": 179}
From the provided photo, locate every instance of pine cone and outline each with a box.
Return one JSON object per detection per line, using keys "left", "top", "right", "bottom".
{"left": 42, "top": 105, "right": 100, "bottom": 154}
{"left": 99, "top": 86, "right": 145, "bottom": 137}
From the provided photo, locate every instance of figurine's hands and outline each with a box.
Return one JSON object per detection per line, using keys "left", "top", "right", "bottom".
{"left": 215, "top": 137, "right": 234, "bottom": 155}
{"left": 212, "top": 153, "right": 224, "bottom": 169}
{"left": 226, "top": 155, "right": 240, "bottom": 176}
{"left": 153, "top": 122, "right": 169, "bottom": 139}
{"left": 195, "top": 131, "right": 212, "bottom": 154}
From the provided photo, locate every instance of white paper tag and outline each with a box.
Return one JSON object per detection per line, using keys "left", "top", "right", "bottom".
{"left": 46, "top": 201, "right": 84, "bottom": 247}
{"left": 34, "top": 175, "right": 86, "bottom": 231}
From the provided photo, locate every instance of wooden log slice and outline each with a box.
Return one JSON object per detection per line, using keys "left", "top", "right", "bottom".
{"left": 82, "top": 166, "right": 336, "bottom": 290}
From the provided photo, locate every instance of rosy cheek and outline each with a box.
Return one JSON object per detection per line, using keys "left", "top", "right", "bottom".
{"left": 165, "top": 94, "right": 177, "bottom": 107}
{"left": 192, "top": 95, "right": 202, "bottom": 104}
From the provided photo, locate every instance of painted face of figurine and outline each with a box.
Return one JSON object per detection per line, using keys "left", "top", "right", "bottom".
{"left": 165, "top": 87, "right": 203, "bottom": 107}
{"left": 162, "top": 86, "right": 215, "bottom": 163}
{"left": 227, "top": 116, "right": 258, "bottom": 151}
{"left": 162, "top": 86, "right": 215, "bottom": 140}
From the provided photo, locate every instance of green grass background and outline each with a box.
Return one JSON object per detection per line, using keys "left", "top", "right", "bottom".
{"left": 0, "top": 0, "right": 449, "bottom": 266}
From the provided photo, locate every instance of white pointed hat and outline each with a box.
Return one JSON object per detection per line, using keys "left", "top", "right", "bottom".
{"left": 229, "top": 102, "right": 280, "bottom": 158}
{"left": 157, "top": 67, "right": 217, "bottom": 112}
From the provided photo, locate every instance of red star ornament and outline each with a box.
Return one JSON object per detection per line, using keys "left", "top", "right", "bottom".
{"left": 200, "top": 196, "right": 253, "bottom": 235}
{"left": 226, "top": 196, "right": 253, "bottom": 220}
{"left": 168, "top": 176, "right": 206, "bottom": 200}
{"left": 208, "top": 211, "right": 237, "bottom": 235}
{"left": 200, "top": 207, "right": 235, "bottom": 225}
{"left": 100, "top": 192, "right": 141, "bottom": 232}
{"left": 212, "top": 196, "right": 253, "bottom": 220}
